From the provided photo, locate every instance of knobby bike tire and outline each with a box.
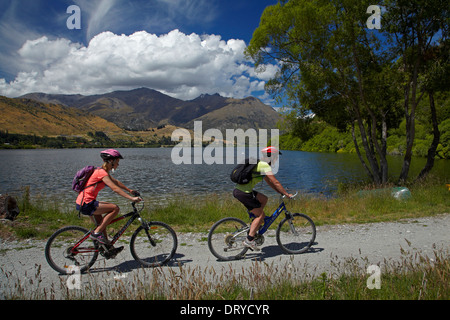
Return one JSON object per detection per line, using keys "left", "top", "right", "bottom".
{"left": 130, "top": 221, "right": 178, "bottom": 267}
{"left": 276, "top": 213, "right": 316, "bottom": 254}
{"left": 45, "top": 225, "right": 99, "bottom": 274}
{"left": 207, "top": 217, "right": 249, "bottom": 261}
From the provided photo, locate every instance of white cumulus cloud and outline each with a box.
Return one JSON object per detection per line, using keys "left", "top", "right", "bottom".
{"left": 0, "top": 29, "right": 278, "bottom": 102}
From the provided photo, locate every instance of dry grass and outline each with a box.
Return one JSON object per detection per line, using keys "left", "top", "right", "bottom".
{"left": 1, "top": 245, "right": 448, "bottom": 300}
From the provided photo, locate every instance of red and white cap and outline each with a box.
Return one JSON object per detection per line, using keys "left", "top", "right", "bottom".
{"left": 261, "top": 146, "right": 282, "bottom": 156}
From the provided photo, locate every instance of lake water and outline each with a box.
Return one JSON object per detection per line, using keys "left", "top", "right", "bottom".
{"left": 0, "top": 148, "right": 448, "bottom": 208}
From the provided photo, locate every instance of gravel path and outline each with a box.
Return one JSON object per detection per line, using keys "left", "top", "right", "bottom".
{"left": 1, "top": 214, "right": 449, "bottom": 299}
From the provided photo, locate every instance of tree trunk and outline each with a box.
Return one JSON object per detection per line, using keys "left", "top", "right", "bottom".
{"left": 399, "top": 59, "right": 419, "bottom": 183}
{"left": 353, "top": 106, "right": 382, "bottom": 185}
{"left": 417, "top": 92, "right": 440, "bottom": 180}
{"left": 351, "top": 120, "right": 374, "bottom": 182}
{"left": 380, "top": 113, "right": 388, "bottom": 184}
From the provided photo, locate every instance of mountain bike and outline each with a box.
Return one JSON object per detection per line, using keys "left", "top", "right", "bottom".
{"left": 208, "top": 193, "right": 316, "bottom": 261}
{"left": 45, "top": 196, "right": 178, "bottom": 274}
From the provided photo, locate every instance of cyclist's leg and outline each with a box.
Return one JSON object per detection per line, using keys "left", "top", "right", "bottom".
{"left": 90, "top": 215, "right": 101, "bottom": 227}
{"left": 91, "top": 201, "right": 120, "bottom": 235}
{"left": 90, "top": 214, "right": 110, "bottom": 242}
{"left": 248, "top": 192, "right": 268, "bottom": 237}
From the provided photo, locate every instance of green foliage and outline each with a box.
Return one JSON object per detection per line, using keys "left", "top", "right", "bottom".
{"left": 437, "top": 119, "right": 450, "bottom": 159}
{"left": 0, "top": 130, "right": 176, "bottom": 149}
{"left": 301, "top": 126, "right": 353, "bottom": 153}
{"left": 0, "top": 130, "right": 86, "bottom": 149}
{"left": 248, "top": 0, "right": 448, "bottom": 183}
{"left": 279, "top": 133, "right": 303, "bottom": 151}
{"left": 280, "top": 116, "right": 450, "bottom": 159}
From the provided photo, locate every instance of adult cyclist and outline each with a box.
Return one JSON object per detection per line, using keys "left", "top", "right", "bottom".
{"left": 76, "top": 149, "right": 142, "bottom": 251}
{"left": 232, "top": 146, "right": 293, "bottom": 251}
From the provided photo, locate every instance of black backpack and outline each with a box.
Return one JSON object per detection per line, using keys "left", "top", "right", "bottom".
{"left": 230, "top": 159, "right": 259, "bottom": 184}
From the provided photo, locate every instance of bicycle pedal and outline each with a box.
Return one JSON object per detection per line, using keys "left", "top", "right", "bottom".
{"left": 104, "top": 246, "right": 124, "bottom": 259}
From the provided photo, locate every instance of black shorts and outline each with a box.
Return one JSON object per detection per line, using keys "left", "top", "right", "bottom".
{"left": 233, "top": 189, "right": 261, "bottom": 211}
{"left": 76, "top": 200, "right": 99, "bottom": 216}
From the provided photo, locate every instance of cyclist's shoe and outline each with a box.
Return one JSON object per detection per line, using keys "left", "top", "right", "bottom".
{"left": 103, "top": 246, "right": 124, "bottom": 259}
{"left": 90, "top": 232, "right": 110, "bottom": 245}
{"left": 243, "top": 239, "right": 260, "bottom": 251}
{"left": 111, "top": 246, "right": 124, "bottom": 255}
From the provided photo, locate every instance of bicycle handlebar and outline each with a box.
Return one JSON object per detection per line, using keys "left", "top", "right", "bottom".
{"left": 131, "top": 190, "right": 144, "bottom": 209}
{"left": 131, "top": 190, "right": 141, "bottom": 197}
{"left": 281, "top": 191, "right": 299, "bottom": 200}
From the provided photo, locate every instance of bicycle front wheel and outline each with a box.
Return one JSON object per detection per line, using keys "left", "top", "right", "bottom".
{"left": 276, "top": 213, "right": 316, "bottom": 254}
{"left": 208, "top": 217, "right": 249, "bottom": 261}
{"left": 130, "top": 221, "right": 178, "bottom": 267}
{"left": 45, "top": 226, "right": 99, "bottom": 274}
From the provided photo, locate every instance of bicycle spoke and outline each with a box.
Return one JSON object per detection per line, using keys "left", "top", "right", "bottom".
{"left": 130, "top": 222, "right": 177, "bottom": 267}
{"left": 45, "top": 226, "right": 98, "bottom": 274}
{"left": 208, "top": 217, "right": 249, "bottom": 261}
{"left": 276, "top": 213, "right": 316, "bottom": 254}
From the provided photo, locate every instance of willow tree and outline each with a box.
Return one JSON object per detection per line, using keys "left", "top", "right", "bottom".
{"left": 246, "top": 0, "right": 400, "bottom": 185}
{"left": 383, "top": 0, "right": 449, "bottom": 182}
{"left": 247, "top": 0, "right": 448, "bottom": 184}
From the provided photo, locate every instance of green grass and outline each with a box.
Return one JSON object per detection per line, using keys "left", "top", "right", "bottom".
{"left": 1, "top": 175, "right": 448, "bottom": 240}
{"left": 1, "top": 177, "right": 448, "bottom": 300}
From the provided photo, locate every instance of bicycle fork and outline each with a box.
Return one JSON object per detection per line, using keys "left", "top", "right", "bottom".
{"left": 139, "top": 217, "right": 157, "bottom": 247}
{"left": 285, "top": 212, "right": 299, "bottom": 236}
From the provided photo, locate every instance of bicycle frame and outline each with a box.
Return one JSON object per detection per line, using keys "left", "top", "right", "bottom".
{"left": 107, "top": 210, "right": 142, "bottom": 246}
{"left": 71, "top": 203, "right": 146, "bottom": 253}
{"left": 248, "top": 198, "right": 291, "bottom": 235}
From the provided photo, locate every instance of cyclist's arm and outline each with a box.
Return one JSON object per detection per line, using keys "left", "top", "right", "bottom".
{"left": 102, "top": 175, "right": 139, "bottom": 201}
{"left": 263, "top": 173, "right": 292, "bottom": 197}
{"left": 109, "top": 175, "right": 133, "bottom": 193}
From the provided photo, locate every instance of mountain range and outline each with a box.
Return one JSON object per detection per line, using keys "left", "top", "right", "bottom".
{"left": 19, "top": 87, "right": 281, "bottom": 132}
{"left": 0, "top": 95, "right": 125, "bottom": 138}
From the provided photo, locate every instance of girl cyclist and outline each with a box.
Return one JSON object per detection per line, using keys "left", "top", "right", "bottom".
{"left": 233, "top": 146, "right": 293, "bottom": 251}
{"left": 76, "top": 149, "right": 142, "bottom": 246}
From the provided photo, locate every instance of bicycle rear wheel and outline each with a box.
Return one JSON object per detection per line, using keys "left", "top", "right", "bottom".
{"left": 45, "top": 226, "right": 99, "bottom": 274}
{"left": 130, "top": 221, "right": 178, "bottom": 267}
{"left": 276, "top": 213, "right": 316, "bottom": 254}
{"left": 208, "top": 217, "right": 249, "bottom": 261}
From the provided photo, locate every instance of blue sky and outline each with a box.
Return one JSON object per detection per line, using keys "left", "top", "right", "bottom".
{"left": 0, "top": 0, "right": 280, "bottom": 104}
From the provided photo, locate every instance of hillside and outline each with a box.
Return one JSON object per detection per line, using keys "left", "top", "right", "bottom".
{"left": 0, "top": 96, "right": 181, "bottom": 147}
{"left": 0, "top": 96, "right": 124, "bottom": 138}
{"left": 20, "top": 88, "right": 280, "bottom": 132}
{"left": 20, "top": 88, "right": 174, "bottom": 130}
{"left": 186, "top": 96, "right": 281, "bottom": 132}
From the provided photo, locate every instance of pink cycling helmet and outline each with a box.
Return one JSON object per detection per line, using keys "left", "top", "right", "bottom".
{"left": 100, "top": 149, "right": 123, "bottom": 161}
{"left": 261, "top": 146, "right": 282, "bottom": 156}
